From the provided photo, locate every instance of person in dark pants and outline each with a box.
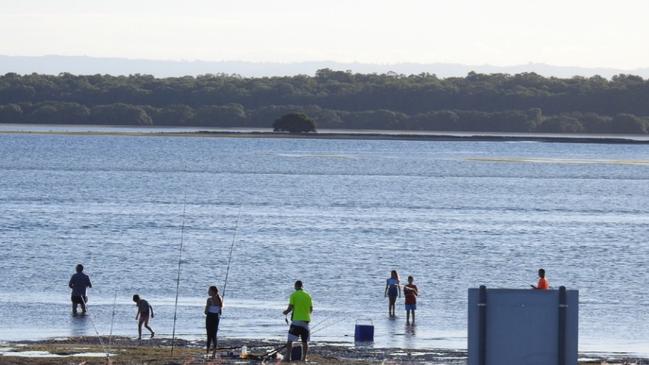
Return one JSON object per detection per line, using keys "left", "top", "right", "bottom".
{"left": 204, "top": 285, "right": 223, "bottom": 359}
{"left": 68, "top": 264, "right": 92, "bottom": 315}
{"left": 283, "top": 280, "right": 313, "bottom": 361}
{"left": 133, "top": 294, "right": 155, "bottom": 340}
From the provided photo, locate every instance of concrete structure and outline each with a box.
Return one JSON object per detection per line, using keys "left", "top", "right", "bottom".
{"left": 468, "top": 286, "right": 578, "bottom": 365}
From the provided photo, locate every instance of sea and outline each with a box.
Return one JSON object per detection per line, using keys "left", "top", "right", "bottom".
{"left": 0, "top": 126, "right": 648, "bottom": 355}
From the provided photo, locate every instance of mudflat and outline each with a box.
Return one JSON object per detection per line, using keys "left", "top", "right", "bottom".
{"left": 0, "top": 337, "right": 647, "bottom": 364}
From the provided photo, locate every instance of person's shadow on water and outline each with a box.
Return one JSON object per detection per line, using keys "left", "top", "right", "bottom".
{"left": 69, "top": 313, "right": 91, "bottom": 337}
{"left": 403, "top": 322, "right": 417, "bottom": 348}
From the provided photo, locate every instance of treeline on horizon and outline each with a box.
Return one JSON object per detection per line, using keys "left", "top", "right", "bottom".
{"left": 1, "top": 70, "right": 649, "bottom": 134}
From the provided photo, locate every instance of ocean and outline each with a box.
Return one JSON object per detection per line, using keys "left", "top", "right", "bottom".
{"left": 1, "top": 131, "right": 648, "bottom": 354}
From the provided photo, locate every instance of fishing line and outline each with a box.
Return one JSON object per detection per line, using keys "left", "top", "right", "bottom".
{"left": 107, "top": 290, "right": 118, "bottom": 356}
{"left": 79, "top": 293, "right": 109, "bottom": 358}
{"left": 310, "top": 316, "right": 345, "bottom": 336}
{"left": 310, "top": 309, "right": 354, "bottom": 337}
{"left": 309, "top": 315, "right": 338, "bottom": 332}
{"left": 170, "top": 192, "right": 188, "bottom": 356}
{"left": 221, "top": 204, "right": 243, "bottom": 301}
{"left": 72, "top": 257, "right": 109, "bottom": 357}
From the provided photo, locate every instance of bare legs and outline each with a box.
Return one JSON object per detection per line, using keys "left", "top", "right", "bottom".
{"left": 406, "top": 309, "right": 415, "bottom": 325}
{"left": 285, "top": 340, "right": 292, "bottom": 361}
{"left": 138, "top": 315, "right": 154, "bottom": 340}
{"left": 388, "top": 296, "right": 397, "bottom": 317}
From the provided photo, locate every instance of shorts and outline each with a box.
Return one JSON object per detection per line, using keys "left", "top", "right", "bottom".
{"left": 388, "top": 286, "right": 398, "bottom": 297}
{"left": 71, "top": 295, "right": 87, "bottom": 305}
{"left": 388, "top": 294, "right": 398, "bottom": 305}
{"left": 288, "top": 322, "right": 310, "bottom": 343}
{"left": 405, "top": 304, "right": 417, "bottom": 311}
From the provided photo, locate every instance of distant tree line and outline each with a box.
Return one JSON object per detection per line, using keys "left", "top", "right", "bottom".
{"left": 1, "top": 70, "right": 649, "bottom": 133}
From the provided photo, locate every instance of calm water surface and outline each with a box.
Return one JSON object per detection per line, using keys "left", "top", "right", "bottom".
{"left": 0, "top": 133, "right": 648, "bottom": 354}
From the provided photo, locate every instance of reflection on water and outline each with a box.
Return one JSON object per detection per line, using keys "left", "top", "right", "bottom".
{"left": 69, "top": 314, "right": 90, "bottom": 337}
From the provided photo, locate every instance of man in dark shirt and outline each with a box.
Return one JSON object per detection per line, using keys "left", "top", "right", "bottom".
{"left": 68, "top": 264, "right": 92, "bottom": 315}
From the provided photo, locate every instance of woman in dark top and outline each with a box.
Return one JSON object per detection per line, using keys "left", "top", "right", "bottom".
{"left": 204, "top": 285, "right": 223, "bottom": 359}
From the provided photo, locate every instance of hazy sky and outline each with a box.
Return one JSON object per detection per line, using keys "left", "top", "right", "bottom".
{"left": 2, "top": 0, "right": 648, "bottom": 69}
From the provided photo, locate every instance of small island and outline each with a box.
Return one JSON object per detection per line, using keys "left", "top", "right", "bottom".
{"left": 272, "top": 113, "right": 317, "bottom": 133}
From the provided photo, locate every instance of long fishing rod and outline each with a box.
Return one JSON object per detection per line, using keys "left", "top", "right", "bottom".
{"left": 170, "top": 194, "right": 188, "bottom": 356}
{"left": 221, "top": 205, "right": 243, "bottom": 301}
{"left": 107, "top": 291, "right": 118, "bottom": 356}
{"left": 79, "top": 291, "right": 109, "bottom": 358}
{"left": 72, "top": 256, "right": 110, "bottom": 358}
{"left": 258, "top": 314, "right": 345, "bottom": 362}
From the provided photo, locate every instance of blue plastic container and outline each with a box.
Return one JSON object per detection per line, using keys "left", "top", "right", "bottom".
{"left": 354, "top": 319, "right": 374, "bottom": 342}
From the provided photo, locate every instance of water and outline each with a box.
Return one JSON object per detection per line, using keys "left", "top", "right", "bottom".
{"left": 1, "top": 132, "right": 648, "bottom": 354}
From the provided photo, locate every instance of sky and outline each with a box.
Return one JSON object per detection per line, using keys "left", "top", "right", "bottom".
{"left": 1, "top": 0, "right": 649, "bottom": 69}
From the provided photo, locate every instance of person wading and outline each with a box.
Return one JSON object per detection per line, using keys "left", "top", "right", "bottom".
{"left": 531, "top": 268, "right": 550, "bottom": 290}
{"left": 68, "top": 264, "right": 92, "bottom": 315}
{"left": 283, "top": 280, "right": 313, "bottom": 361}
{"left": 204, "top": 285, "right": 223, "bottom": 359}
{"left": 404, "top": 275, "right": 419, "bottom": 325}
{"left": 384, "top": 270, "right": 401, "bottom": 317}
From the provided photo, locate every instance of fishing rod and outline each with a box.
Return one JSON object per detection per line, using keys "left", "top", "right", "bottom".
{"left": 71, "top": 256, "right": 110, "bottom": 358}
{"left": 78, "top": 289, "right": 109, "bottom": 358}
{"left": 221, "top": 205, "right": 243, "bottom": 301}
{"left": 309, "top": 315, "right": 339, "bottom": 333}
{"left": 170, "top": 193, "right": 188, "bottom": 356}
{"left": 107, "top": 290, "right": 118, "bottom": 357}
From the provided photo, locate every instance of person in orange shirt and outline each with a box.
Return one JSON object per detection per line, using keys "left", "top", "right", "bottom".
{"left": 531, "top": 268, "right": 549, "bottom": 290}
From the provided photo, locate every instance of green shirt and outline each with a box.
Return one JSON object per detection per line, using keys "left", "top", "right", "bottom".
{"left": 289, "top": 289, "right": 312, "bottom": 322}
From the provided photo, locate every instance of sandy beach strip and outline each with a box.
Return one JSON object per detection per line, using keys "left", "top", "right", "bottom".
{"left": 1, "top": 127, "right": 649, "bottom": 144}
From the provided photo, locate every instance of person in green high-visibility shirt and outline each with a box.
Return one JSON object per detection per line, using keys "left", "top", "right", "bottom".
{"left": 283, "top": 280, "right": 313, "bottom": 361}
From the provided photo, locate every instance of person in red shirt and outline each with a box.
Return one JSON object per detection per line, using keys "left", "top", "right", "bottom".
{"left": 404, "top": 275, "right": 419, "bottom": 325}
{"left": 531, "top": 268, "right": 550, "bottom": 290}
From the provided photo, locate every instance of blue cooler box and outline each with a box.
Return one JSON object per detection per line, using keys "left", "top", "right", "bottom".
{"left": 354, "top": 319, "right": 374, "bottom": 342}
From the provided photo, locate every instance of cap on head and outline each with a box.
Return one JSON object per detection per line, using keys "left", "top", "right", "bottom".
{"left": 294, "top": 280, "right": 303, "bottom": 289}
{"left": 76, "top": 264, "right": 84, "bottom": 273}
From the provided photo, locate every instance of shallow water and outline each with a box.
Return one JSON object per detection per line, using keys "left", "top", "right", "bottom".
{"left": 0, "top": 133, "right": 648, "bottom": 354}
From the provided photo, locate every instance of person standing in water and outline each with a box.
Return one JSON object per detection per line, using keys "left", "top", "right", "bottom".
{"left": 204, "top": 285, "right": 223, "bottom": 359}
{"left": 68, "top": 264, "right": 92, "bottom": 315}
{"left": 404, "top": 275, "right": 419, "bottom": 325}
{"left": 531, "top": 268, "right": 550, "bottom": 290}
{"left": 283, "top": 280, "right": 313, "bottom": 361}
{"left": 384, "top": 270, "right": 401, "bottom": 317}
{"left": 133, "top": 294, "right": 155, "bottom": 340}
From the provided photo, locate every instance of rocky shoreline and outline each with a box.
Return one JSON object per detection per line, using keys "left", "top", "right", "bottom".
{"left": 1, "top": 336, "right": 647, "bottom": 364}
